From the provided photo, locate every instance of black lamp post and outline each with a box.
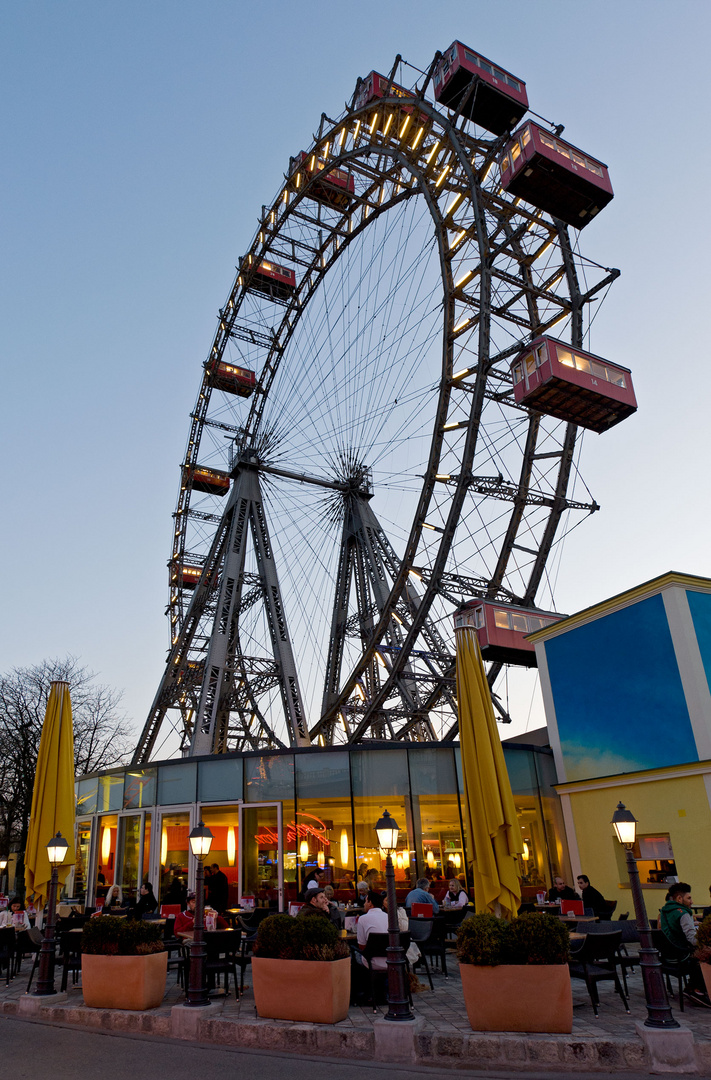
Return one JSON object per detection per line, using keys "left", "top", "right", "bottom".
{"left": 611, "top": 802, "right": 679, "bottom": 1029}
{"left": 35, "top": 832, "right": 69, "bottom": 996}
{"left": 375, "top": 810, "right": 414, "bottom": 1022}
{"left": 186, "top": 820, "right": 213, "bottom": 1007}
{"left": 0, "top": 856, "right": 7, "bottom": 897}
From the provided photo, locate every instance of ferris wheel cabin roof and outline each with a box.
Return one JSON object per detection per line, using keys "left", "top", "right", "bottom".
{"left": 500, "top": 121, "right": 614, "bottom": 228}
{"left": 291, "top": 152, "right": 355, "bottom": 211}
{"left": 511, "top": 336, "right": 637, "bottom": 434}
{"left": 433, "top": 41, "right": 528, "bottom": 135}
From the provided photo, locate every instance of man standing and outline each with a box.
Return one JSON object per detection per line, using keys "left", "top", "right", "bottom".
{"left": 207, "top": 863, "right": 229, "bottom": 913}
{"left": 405, "top": 877, "right": 440, "bottom": 913}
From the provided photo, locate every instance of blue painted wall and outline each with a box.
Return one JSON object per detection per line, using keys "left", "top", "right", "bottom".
{"left": 686, "top": 590, "right": 711, "bottom": 697}
{"left": 545, "top": 594, "right": 698, "bottom": 781}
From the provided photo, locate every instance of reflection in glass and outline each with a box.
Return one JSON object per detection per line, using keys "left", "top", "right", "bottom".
{"left": 158, "top": 811, "right": 190, "bottom": 907}
{"left": 240, "top": 804, "right": 281, "bottom": 908}
{"left": 96, "top": 815, "right": 117, "bottom": 897}
{"left": 117, "top": 815, "right": 141, "bottom": 905}
{"left": 75, "top": 820, "right": 92, "bottom": 901}
{"left": 201, "top": 805, "right": 240, "bottom": 911}
{"left": 123, "top": 770, "right": 156, "bottom": 809}
{"left": 98, "top": 775, "right": 123, "bottom": 812}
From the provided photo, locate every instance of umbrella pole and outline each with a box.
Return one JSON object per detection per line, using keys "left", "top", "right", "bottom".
{"left": 35, "top": 866, "right": 59, "bottom": 995}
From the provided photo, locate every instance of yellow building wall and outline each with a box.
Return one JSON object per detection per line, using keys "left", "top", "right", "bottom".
{"left": 567, "top": 773, "right": 711, "bottom": 913}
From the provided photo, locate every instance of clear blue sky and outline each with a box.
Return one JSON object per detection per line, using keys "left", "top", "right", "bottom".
{"left": 2, "top": 1, "right": 709, "bottom": 742}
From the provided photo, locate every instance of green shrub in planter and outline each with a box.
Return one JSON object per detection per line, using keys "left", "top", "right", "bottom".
{"left": 81, "top": 915, "right": 165, "bottom": 956}
{"left": 457, "top": 912, "right": 570, "bottom": 966}
{"left": 254, "top": 913, "right": 349, "bottom": 962}
{"left": 695, "top": 914, "right": 711, "bottom": 963}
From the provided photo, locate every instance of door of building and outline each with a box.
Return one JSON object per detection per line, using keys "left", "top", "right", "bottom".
{"left": 238, "top": 802, "right": 283, "bottom": 911}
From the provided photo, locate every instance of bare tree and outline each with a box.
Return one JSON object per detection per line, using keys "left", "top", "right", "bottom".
{"left": 0, "top": 657, "right": 134, "bottom": 883}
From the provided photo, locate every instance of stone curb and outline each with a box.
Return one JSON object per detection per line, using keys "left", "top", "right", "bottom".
{"left": 4, "top": 995, "right": 710, "bottom": 1072}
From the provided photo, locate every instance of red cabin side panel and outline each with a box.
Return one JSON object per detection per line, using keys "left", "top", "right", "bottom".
{"left": 453, "top": 600, "right": 564, "bottom": 667}
{"left": 434, "top": 42, "right": 528, "bottom": 134}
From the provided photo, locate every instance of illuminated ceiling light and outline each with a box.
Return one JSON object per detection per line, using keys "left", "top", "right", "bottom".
{"left": 445, "top": 192, "right": 463, "bottom": 215}
{"left": 426, "top": 850, "right": 435, "bottom": 868}
{"left": 435, "top": 164, "right": 451, "bottom": 188}
{"left": 227, "top": 825, "right": 236, "bottom": 866}
{"left": 317, "top": 850, "right": 326, "bottom": 869}
{"left": 102, "top": 827, "right": 112, "bottom": 864}
{"left": 454, "top": 853, "right": 461, "bottom": 869}
{"left": 396, "top": 853, "right": 403, "bottom": 870}
{"left": 523, "top": 841, "right": 530, "bottom": 860}
{"left": 340, "top": 829, "right": 349, "bottom": 866}
{"left": 299, "top": 840, "right": 309, "bottom": 862}
{"left": 402, "top": 850, "right": 410, "bottom": 868}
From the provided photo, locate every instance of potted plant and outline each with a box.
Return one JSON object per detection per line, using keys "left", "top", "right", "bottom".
{"left": 81, "top": 916, "right": 167, "bottom": 1010}
{"left": 694, "top": 914, "right": 711, "bottom": 998}
{"left": 251, "top": 913, "right": 351, "bottom": 1023}
{"left": 456, "top": 912, "right": 572, "bottom": 1033}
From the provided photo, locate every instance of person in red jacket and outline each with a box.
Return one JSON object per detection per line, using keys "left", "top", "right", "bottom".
{"left": 174, "top": 892, "right": 227, "bottom": 935}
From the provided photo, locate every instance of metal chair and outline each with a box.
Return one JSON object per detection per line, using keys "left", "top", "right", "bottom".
{"left": 204, "top": 930, "right": 241, "bottom": 998}
{"left": 361, "top": 932, "right": 412, "bottom": 1014}
{"left": 0, "top": 927, "right": 15, "bottom": 985}
{"left": 420, "top": 916, "right": 449, "bottom": 978}
{"left": 58, "top": 931, "right": 82, "bottom": 992}
{"left": 568, "top": 931, "right": 630, "bottom": 1017}
{"left": 651, "top": 929, "right": 696, "bottom": 1011}
{"left": 408, "top": 917, "right": 434, "bottom": 990}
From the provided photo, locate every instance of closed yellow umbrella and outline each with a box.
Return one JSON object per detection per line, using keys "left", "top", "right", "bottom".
{"left": 455, "top": 626, "right": 523, "bottom": 920}
{"left": 25, "top": 680, "right": 76, "bottom": 908}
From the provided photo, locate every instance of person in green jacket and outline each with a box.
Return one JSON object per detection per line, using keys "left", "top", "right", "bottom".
{"left": 660, "top": 882, "right": 710, "bottom": 1007}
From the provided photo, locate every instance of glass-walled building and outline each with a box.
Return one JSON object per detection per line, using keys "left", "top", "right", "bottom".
{"left": 73, "top": 741, "right": 569, "bottom": 910}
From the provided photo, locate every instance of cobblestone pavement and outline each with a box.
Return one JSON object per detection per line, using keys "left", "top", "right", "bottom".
{"left": 1, "top": 946, "right": 710, "bottom": 1042}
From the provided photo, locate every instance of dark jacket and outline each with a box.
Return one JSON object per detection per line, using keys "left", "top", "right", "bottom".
{"left": 547, "top": 885, "right": 580, "bottom": 903}
{"left": 579, "top": 885, "right": 607, "bottom": 915}
{"left": 206, "top": 869, "right": 229, "bottom": 913}
{"left": 296, "top": 903, "right": 330, "bottom": 919}
{"left": 131, "top": 892, "right": 158, "bottom": 919}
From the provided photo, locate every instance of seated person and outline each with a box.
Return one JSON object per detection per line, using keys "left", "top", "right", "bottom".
{"left": 0, "top": 898, "right": 31, "bottom": 930}
{"left": 102, "top": 884, "right": 124, "bottom": 911}
{"left": 174, "top": 892, "right": 227, "bottom": 934}
{"left": 354, "top": 881, "right": 370, "bottom": 907}
{"left": 576, "top": 874, "right": 608, "bottom": 916}
{"left": 661, "top": 882, "right": 710, "bottom": 1007}
{"left": 443, "top": 879, "right": 469, "bottom": 908}
{"left": 405, "top": 877, "right": 439, "bottom": 914}
{"left": 355, "top": 890, "right": 389, "bottom": 970}
{"left": 130, "top": 882, "right": 158, "bottom": 919}
{"left": 323, "top": 885, "right": 344, "bottom": 927}
{"left": 296, "top": 887, "right": 331, "bottom": 919}
{"left": 546, "top": 876, "right": 580, "bottom": 903}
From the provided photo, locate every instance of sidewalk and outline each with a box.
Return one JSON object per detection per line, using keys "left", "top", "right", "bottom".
{"left": 3, "top": 954, "right": 711, "bottom": 1074}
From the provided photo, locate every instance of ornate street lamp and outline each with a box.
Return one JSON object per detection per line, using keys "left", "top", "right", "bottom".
{"left": 186, "top": 820, "right": 213, "bottom": 1007}
{"left": 611, "top": 802, "right": 679, "bottom": 1029}
{"left": 375, "top": 810, "right": 413, "bottom": 1022}
{"left": 0, "top": 856, "right": 7, "bottom": 897}
{"left": 35, "top": 832, "right": 69, "bottom": 995}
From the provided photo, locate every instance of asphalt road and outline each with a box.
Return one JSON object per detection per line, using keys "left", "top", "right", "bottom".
{"left": 0, "top": 1015, "right": 700, "bottom": 1080}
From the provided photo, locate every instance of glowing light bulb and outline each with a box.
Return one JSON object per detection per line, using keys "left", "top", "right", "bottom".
{"left": 299, "top": 840, "right": 309, "bottom": 862}
{"left": 227, "top": 826, "right": 236, "bottom": 866}
{"left": 102, "top": 827, "right": 112, "bottom": 865}
{"left": 340, "top": 830, "right": 349, "bottom": 866}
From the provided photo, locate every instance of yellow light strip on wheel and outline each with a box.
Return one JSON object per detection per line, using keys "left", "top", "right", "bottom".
{"left": 452, "top": 368, "right": 471, "bottom": 380}
{"left": 455, "top": 269, "right": 474, "bottom": 288}
{"left": 339, "top": 127, "right": 347, "bottom": 149}
{"left": 399, "top": 115, "right": 411, "bottom": 139}
{"left": 411, "top": 126, "right": 425, "bottom": 150}
{"left": 453, "top": 316, "right": 471, "bottom": 333}
{"left": 425, "top": 140, "right": 440, "bottom": 165}
{"left": 533, "top": 239, "right": 554, "bottom": 261}
{"left": 353, "top": 119, "right": 361, "bottom": 142}
{"left": 445, "top": 192, "right": 463, "bottom": 215}
{"left": 449, "top": 230, "right": 466, "bottom": 252}
{"left": 382, "top": 113, "right": 393, "bottom": 137}
{"left": 369, "top": 112, "right": 379, "bottom": 133}
{"left": 436, "top": 473, "right": 451, "bottom": 480}
{"left": 435, "top": 164, "right": 451, "bottom": 188}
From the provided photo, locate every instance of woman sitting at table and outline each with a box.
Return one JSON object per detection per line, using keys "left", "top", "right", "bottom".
{"left": 174, "top": 892, "right": 228, "bottom": 934}
{"left": 0, "top": 898, "right": 31, "bottom": 930}
{"left": 443, "top": 879, "right": 469, "bottom": 908}
{"left": 102, "top": 884, "right": 123, "bottom": 911}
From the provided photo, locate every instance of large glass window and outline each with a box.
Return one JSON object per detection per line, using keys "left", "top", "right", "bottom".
{"left": 76, "top": 777, "right": 98, "bottom": 816}
{"left": 123, "top": 770, "right": 156, "bottom": 809}
{"left": 96, "top": 814, "right": 118, "bottom": 898}
{"left": 295, "top": 751, "right": 354, "bottom": 895}
{"left": 116, "top": 814, "right": 142, "bottom": 905}
{"left": 98, "top": 774, "right": 124, "bottom": 812}
{"left": 158, "top": 763, "right": 197, "bottom": 805}
{"left": 200, "top": 805, "right": 240, "bottom": 911}
{"left": 158, "top": 810, "right": 191, "bottom": 907}
{"left": 74, "top": 819, "right": 92, "bottom": 902}
{"left": 350, "top": 750, "right": 411, "bottom": 893}
{"left": 245, "top": 755, "right": 294, "bottom": 801}
{"left": 199, "top": 757, "right": 243, "bottom": 802}
{"left": 409, "top": 748, "right": 464, "bottom": 892}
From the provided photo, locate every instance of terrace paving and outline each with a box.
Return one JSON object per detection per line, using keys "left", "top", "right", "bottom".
{"left": 2, "top": 945, "right": 711, "bottom": 1073}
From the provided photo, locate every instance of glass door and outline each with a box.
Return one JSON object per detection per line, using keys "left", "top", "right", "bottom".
{"left": 155, "top": 808, "right": 194, "bottom": 909}
{"left": 115, "top": 811, "right": 148, "bottom": 907}
{"left": 238, "top": 802, "right": 283, "bottom": 911}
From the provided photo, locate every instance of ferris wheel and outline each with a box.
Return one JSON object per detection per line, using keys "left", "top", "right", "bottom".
{"left": 132, "top": 45, "right": 629, "bottom": 763}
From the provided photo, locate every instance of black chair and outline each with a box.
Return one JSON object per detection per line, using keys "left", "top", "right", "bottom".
{"left": 361, "top": 932, "right": 412, "bottom": 1013}
{"left": 13, "top": 927, "right": 41, "bottom": 979}
{"left": 568, "top": 931, "right": 630, "bottom": 1017}
{"left": 584, "top": 921, "right": 638, "bottom": 993}
{"left": 408, "top": 917, "right": 434, "bottom": 991}
{"left": 204, "top": 930, "right": 241, "bottom": 998}
{"left": 161, "top": 916, "right": 185, "bottom": 983}
{"left": 651, "top": 929, "right": 696, "bottom": 1011}
{"left": 420, "top": 916, "right": 448, "bottom": 978}
{"left": 58, "top": 931, "right": 82, "bottom": 992}
{"left": 618, "top": 912, "right": 630, "bottom": 920}
{"left": 0, "top": 927, "right": 15, "bottom": 985}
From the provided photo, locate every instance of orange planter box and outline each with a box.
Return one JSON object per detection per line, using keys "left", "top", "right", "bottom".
{"left": 460, "top": 963, "right": 573, "bottom": 1033}
{"left": 81, "top": 951, "right": 168, "bottom": 1010}
{"left": 252, "top": 956, "right": 350, "bottom": 1023}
